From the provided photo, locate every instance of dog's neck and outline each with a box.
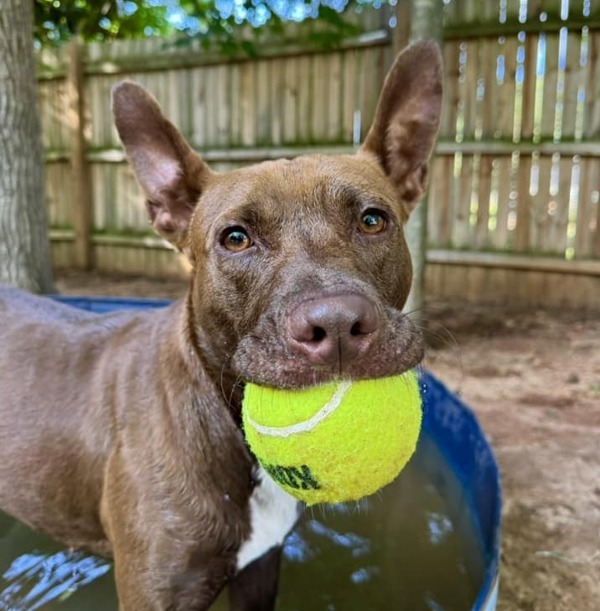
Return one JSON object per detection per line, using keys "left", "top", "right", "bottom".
{"left": 177, "top": 289, "right": 245, "bottom": 424}
{"left": 150, "top": 300, "right": 251, "bottom": 472}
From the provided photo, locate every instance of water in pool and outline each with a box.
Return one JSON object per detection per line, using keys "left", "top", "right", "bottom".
{"left": 0, "top": 435, "right": 484, "bottom": 611}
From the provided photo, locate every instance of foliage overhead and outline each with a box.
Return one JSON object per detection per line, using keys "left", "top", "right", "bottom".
{"left": 34, "top": 0, "right": 386, "bottom": 52}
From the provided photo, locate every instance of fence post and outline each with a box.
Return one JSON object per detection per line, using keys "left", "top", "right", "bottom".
{"left": 403, "top": 0, "right": 444, "bottom": 321}
{"left": 67, "top": 38, "right": 93, "bottom": 270}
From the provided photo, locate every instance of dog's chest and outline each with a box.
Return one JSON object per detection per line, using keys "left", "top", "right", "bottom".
{"left": 237, "top": 467, "right": 299, "bottom": 570}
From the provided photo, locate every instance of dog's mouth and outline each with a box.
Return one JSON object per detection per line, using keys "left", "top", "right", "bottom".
{"left": 232, "top": 308, "right": 424, "bottom": 390}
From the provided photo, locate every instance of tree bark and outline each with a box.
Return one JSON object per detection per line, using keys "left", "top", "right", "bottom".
{"left": 400, "top": 0, "right": 444, "bottom": 320}
{"left": 0, "top": 0, "right": 54, "bottom": 292}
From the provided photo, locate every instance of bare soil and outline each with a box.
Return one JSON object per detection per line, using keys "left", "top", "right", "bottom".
{"left": 55, "top": 271, "right": 600, "bottom": 611}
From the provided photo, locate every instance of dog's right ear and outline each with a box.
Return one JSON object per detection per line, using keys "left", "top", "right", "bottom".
{"left": 112, "top": 81, "right": 212, "bottom": 250}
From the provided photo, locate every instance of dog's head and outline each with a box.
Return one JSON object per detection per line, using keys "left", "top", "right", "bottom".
{"left": 112, "top": 41, "right": 442, "bottom": 389}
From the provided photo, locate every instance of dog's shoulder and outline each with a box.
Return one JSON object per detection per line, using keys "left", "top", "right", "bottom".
{"left": 0, "top": 284, "right": 97, "bottom": 324}
{"left": 0, "top": 284, "right": 168, "bottom": 345}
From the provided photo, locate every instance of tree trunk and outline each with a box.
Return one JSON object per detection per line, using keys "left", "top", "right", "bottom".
{"left": 0, "top": 0, "right": 54, "bottom": 292}
{"left": 399, "top": 0, "right": 444, "bottom": 320}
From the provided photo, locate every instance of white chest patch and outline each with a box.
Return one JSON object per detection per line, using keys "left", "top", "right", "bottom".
{"left": 237, "top": 467, "right": 300, "bottom": 571}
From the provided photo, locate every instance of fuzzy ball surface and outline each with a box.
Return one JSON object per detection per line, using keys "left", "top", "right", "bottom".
{"left": 242, "top": 371, "right": 422, "bottom": 505}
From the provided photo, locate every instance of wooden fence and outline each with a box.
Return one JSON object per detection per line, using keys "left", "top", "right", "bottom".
{"left": 427, "top": 0, "right": 600, "bottom": 308}
{"left": 37, "top": 0, "right": 600, "bottom": 309}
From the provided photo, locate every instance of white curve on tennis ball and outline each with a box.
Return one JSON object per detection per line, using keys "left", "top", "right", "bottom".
{"left": 246, "top": 380, "right": 353, "bottom": 438}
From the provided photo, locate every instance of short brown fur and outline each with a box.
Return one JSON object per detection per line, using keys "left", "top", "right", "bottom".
{"left": 0, "top": 41, "right": 442, "bottom": 610}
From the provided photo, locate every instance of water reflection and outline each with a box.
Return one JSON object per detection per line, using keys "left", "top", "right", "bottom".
{"left": 0, "top": 517, "right": 116, "bottom": 611}
{"left": 1, "top": 551, "right": 110, "bottom": 610}
{"left": 0, "top": 435, "right": 483, "bottom": 610}
{"left": 426, "top": 512, "right": 454, "bottom": 545}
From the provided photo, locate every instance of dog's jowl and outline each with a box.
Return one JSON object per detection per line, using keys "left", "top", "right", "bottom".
{"left": 0, "top": 40, "right": 442, "bottom": 610}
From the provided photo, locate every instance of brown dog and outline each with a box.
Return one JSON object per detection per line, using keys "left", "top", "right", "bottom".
{"left": 0, "top": 40, "right": 442, "bottom": 610}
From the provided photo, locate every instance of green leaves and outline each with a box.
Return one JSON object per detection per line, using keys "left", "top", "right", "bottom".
{"left": 34, "top": 0, "right": 379, "bottom": 55}
{"left": 34, "top": 0, "right": 168, "bottom": 44}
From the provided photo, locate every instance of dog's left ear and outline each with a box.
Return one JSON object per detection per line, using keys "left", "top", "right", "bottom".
{"left": 359, "top": 40, "right": 443, "bottom": 215}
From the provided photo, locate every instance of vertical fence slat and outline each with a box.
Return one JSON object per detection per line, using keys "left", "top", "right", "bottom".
{"left": 216, "top": 64, "right": 229, "bottom": 148}
{"left": 360, "top": 47, "right": 381, "bottom": 138}
{"left": 297, "top": 55, "right": 311, "bottom": 144}
{"left": 269, "top": 59, "right": 283, "bottom": 147}
{"left": 328, "top": 52, "right": 342, "bottom": 142}
{"left": 431, "top": 155, "right": 454, "bottom": 248}
{"left": 476, "top": 155, "right": 493, "bottom": 248}
{"left": 441, "top": 40, "right": 460, "bottom": 139}
{"left": 229, "top": 63, "right": 242, "bottom": 147}
{"left": 505, "top": 0, "right": 522, "bottom": 21}
{"left": 205, "top": 66, "right": 218, "bottom": 146}
{"left": 480, "top": 37, "right": 498, "bottom": 139}
{"left": 498, "top": 37, "right": 519, "bottom": 139}
{"left": 191, "top": 67, "right": 206, "bottom": 149}
{"left": 546, "top": 155, "right": 573, "bottom": 255}
{"left": 595, "top": 192, "right": 600, "bottom": 258}
{"left": 241, "top": 62, "right": 256, "bottom": 147}
{"left": 542, "top": 32, "right": 560, "bottom": 139}
{"left": 575, "top": 157, "right": 599, "bottom": 257}
{"left": 452, "top": 154, "right": 474, "bottom": 248}
{"left": 492, "top": 155, "right": 513, "bottom": 250}
{"left": 67, "top": 39, "right": 93, "bottom": 269}
{"left": 530, "top": 153, "right": 553, "bottom": 253}
{"left": 342, "top": 50, "right": 357, "bottom": 143}
{"left": 515, "top": 154, "right": 532, "bottom": 252}
{"left": 282, "top": 57, "right": 298, "bottom": 145}
{"left": 462, "top": 41, "right": 479, "bottom": 140}
{"left": 312, "top": 54, "right": 329, "bottom": 143}
{"left": 584, "top": 30, "right": 600, "bottom": 136}
{"left": 562, "top": 31, "right": 583, "bottom": 139}
{"left": 427, "top": 156, "right": 447, "bottom": 247}
{"left": 521, "top": 34, "right": 538, "bottom": 140}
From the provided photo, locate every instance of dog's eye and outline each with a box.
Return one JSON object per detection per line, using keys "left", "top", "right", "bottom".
{"left": 359, "top": 209, "right": 387, "bottom": 234}
{"left": 222, "top": 227, "right": 252, "bottom": 252}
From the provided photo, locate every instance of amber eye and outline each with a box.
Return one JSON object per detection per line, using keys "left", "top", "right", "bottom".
{"left": 359, "top": 209, "right": 387, "bottom": 234}
{"left": 222, "top": 227, "right": 252, "bottom": 252}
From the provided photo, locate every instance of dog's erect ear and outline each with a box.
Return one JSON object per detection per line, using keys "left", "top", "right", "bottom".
{"left": 112, "top": 81, "right": 212, "bottom": 249}
{"left": 359, "top": 40, "right": 443, "bottom": 215}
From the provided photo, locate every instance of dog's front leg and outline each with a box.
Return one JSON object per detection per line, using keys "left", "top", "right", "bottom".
{"left": 111, "top": 545, "right": 231, "bottom": 611}
{"left": 228, "top": 546, "right": 282, "bottom": 611}
{"left": 106, "top": 501, "right": 234, "bottom": 611}
{"left": 102, "top": 455, "right": 235, "bottom": 611}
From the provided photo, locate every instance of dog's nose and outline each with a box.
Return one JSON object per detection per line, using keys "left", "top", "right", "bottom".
{"left": 287, "top": 294, "right": 380, "bottom": 367}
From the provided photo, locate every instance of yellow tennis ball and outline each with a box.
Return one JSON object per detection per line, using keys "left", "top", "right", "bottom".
{"left": 242, "top": 371, "right": 422, "bottom": 505}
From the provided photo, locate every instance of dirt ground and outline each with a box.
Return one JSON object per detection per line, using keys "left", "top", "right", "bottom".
{"left": 55, "top": 271, "right": 600, "bottom": 611}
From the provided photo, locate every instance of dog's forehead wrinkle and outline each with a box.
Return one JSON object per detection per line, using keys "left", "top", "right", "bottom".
{"left": 200, "top": 154, "right": 397, "bottom": 221}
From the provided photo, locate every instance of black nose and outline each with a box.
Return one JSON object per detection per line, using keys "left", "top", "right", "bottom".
{"left": 287, "top": 294, "right": 380, "bottom": 368}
